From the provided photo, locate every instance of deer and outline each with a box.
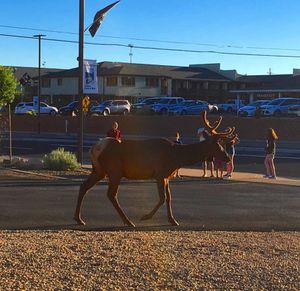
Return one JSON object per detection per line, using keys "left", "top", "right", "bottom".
{"left": 74, "top": 111, "right": 235, "bottom": 227}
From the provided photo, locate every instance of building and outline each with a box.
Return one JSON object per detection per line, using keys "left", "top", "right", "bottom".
{"left": 233, "top": 69, "right": 300, "bottom": 103}
{"left": 39, "top": 62, "right": 239, "bottom": 106}
{"left": 10, "top": 62, "right": 300, "bottom": 106}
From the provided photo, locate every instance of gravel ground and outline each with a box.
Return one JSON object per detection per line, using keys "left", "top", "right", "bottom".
{"left": 0, "top": 231, "right": 299, "bottom": 290}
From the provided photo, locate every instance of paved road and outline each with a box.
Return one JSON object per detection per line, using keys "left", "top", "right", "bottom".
{"left": 1, "top": 131, "right": 300, "bottom": 178}
{"left": 0, "top": 168, "right": 299, "bottom": 231}
{"left": 1, "top": 131, "right": 300, "bottom": 158}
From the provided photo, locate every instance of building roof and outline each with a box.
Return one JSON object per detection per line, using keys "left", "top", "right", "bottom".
{"left": 6, "top": 66, "right": 63, "bottom": 81}
{"left": 42, "top": 61, "right": 232, "bottom": 82}
{"left": 233, "top": 73, "right": 300, "bottom": 93}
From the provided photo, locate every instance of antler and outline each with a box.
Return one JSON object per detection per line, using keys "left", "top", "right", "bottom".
{"left": 201, "top": 111, "right": 223, "bottom": 134}
{"left": 201, "top": 111, "right": 235, "bottom": 138}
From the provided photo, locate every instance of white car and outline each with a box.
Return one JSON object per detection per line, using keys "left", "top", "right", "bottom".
{"left": 238, "top": 100, "right": 270, "bottom": 117}
{"left": 287, "top": 101, "right": 300, "bottom": 117}
{"left": 14, "top": 102, "right": 58, "bottom": 115}
{"left": 260, "top": 98, "right": 300, "bottom": 117}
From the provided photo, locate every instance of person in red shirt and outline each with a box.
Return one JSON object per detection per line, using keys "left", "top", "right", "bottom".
{"left": 106, "top": 121, "right": 121, "bottom": 141}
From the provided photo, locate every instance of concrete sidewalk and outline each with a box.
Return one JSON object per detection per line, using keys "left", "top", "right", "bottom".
{"left": 177, "top": 168, "right": 300, "bottom": 186}
{"left": 81, "top": 163, "right": 300, "bottom": 187}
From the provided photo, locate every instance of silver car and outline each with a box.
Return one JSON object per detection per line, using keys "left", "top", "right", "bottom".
{"left": 90, "top": 100, "right": 131, "bottom": 116}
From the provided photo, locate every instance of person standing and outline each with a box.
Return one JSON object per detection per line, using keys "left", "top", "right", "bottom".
{"left": 197, "top": 127, "right": 214, "bottom": 177}
{"left": 107, "top": 121, "right": 121, "bottom": 141}
{"left": 223, "top": 135, "right": 240, "bottom": 178}
{"left": 264, "top": 128, "right": 278, "bottom": 179}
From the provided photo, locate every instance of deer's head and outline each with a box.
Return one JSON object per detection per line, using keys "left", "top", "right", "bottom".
{"left": 201, "top": 111, "right": 237, "bottom": 162}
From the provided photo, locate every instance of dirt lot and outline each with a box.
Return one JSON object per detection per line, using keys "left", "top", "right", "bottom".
{"left": 0, "top": 230, "right": 299, "bottom": 290}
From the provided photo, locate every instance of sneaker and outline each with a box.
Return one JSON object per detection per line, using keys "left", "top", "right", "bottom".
{"left": 202, "top": 174, "right": 208, "bottom": 178}
{"left": 268, "top": 176, "right": 277, "bottom": 179}
{"left": 263, "top": 175, "right": 271, "bottom": 178}
{"left": 224, "top": 174, "right": 232, "bottom": 179}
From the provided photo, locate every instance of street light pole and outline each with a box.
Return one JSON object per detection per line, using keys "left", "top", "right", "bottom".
{"left": 78, "top": 0, "right": 84, "bottom": 164}
{"left": 33, "top": 34, "right": 46, "bottom": 134}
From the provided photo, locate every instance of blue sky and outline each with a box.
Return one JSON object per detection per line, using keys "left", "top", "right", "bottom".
{"left": 1, "top": 0, "right": 300, "bottom": 75}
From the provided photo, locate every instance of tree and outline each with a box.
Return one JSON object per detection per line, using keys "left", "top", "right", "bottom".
{"left": 0, "top": 66, "right": 18, "bottom": 107}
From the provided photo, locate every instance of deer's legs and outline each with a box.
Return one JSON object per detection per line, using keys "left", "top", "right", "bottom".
{"left": 141, "top": 178, "right": 166, "bottom": 221}
{"left": 165, "top": 180, "right": 179, "bottom": 226}
{"left": 107, "top": 179, "right": 135, "bottom": 227}
{"left": 74, "top": 170, "right": 104, "bottom": 225}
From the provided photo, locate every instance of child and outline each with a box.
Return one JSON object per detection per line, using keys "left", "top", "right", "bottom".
{"left": 224, "top": 135, "right": 240, "bottom": 178}
{"left": 214, "top": 158, "right": 224, "bottom": 179}
{"left": 107, "top": 121, "right": 121, "bottom": 141}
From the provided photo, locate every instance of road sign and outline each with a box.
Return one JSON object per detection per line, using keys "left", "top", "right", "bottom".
{"left": 82, "top": 96, "right": 90, "bottom": 112}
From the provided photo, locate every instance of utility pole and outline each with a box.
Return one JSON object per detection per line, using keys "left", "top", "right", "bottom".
{"left": 33, "top": 34, "right": 46, "bottom": 134}
{"left": 128, "top": 44, "right": 133, "bottom": 63}
{"left": 77, "top": 0, "right": 84, "bottom": 164}
{"left": 77, "top": 0, "right": 119, "bottom": 164}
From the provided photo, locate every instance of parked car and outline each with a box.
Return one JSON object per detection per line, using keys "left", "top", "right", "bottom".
{"left": 131, "top": 97, "right": 162, "bottom": 114}
{"left": 287, "top": 100, "right": 300, "bottom": 117}
{"left": 90, "top": 100, "right": 131, "bottom": 116}
{"left": 14, "top": 102, "right": 58, "bottom": 115}
{"left": 168, "top": 100, "right": 217, "bottom": 115}
{"left": 260, "top": 97, "right": 300, "bottom": 117}
{"left": 58, "top": 100, "right": 99, "bottom": 116}
{"left": 217, "top": 99, "right": 245, "bottom": 113}
{"left": 238, "top": 100, "right": 270, "bottom": 117}
{"left": 58, "top": 101, "right": 79, "bottom": 116}
{"left": 150, "top": 97, "right": 185, "bottom": 114}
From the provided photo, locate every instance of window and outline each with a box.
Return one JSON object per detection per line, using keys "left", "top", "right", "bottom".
{"left": 106, "top": 76, "right": 118, "bottom": 87}
{"left": 57, "top": 78, "right": 63, "bottom": 86}
{"left": 115, "top": 100, "right": 129, "bottom": 106}
{"left": 282, "top": 99, "right": 298, "bottom": 105}
{"left": 41, "top": 78, "right": 51, "bottom": 88}
{"left": 145, "top": 77, "right": 159, "bottom": 87}
{"left": 121, "top": 76, "right": 135, "bottom": 87}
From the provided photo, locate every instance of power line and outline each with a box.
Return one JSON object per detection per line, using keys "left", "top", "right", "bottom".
{"left": 2, "top": 23, "right": 300, "bottom": 53}
{"left": 1, "top": 32, "right": 300, "bottom": 59}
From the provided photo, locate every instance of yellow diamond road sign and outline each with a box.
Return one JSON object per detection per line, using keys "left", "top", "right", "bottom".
{"left": 82, "top": 96, "right": 90, "bottom": 112}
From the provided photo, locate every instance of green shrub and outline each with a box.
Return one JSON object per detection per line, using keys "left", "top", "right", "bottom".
{"left": 42, "top": 148, "right": 80, "bottom": 171}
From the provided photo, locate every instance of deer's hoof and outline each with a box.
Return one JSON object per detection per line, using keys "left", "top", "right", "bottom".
{"left": 169, "top": 218, "right": 179, "bottom": 226}
{"left": 125, "top": 221, "right": 136, "bottom": 227}
{"left": 74, "top": 216, "right": 86, "bottom": 226}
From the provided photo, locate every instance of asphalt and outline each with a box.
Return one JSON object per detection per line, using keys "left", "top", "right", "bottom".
{"left": 0, "top": 132, "right": 299, "bottom": 231}
{"left": 0, "top": 163, "right": 299, "bottom": 231}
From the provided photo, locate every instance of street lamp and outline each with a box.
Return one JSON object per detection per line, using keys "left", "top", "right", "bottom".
{"left": 33, "top": 34, "right": 46, "bottom": 134}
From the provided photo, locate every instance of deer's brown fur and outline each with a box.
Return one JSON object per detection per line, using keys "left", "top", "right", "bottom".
{"left": 74, "top": 112, "right": 234, "bottom": 227}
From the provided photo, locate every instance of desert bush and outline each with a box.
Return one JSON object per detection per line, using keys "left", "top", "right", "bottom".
{"left": 42, "top": 148, "right": 80, "bottom": 171}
